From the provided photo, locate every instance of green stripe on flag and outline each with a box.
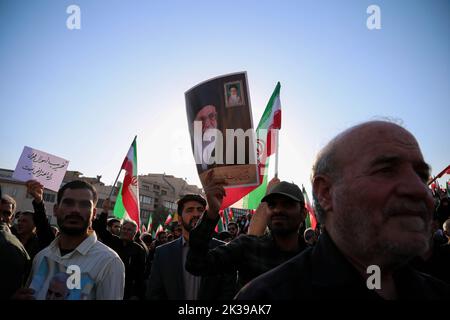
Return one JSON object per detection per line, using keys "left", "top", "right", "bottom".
{"left": 257, "top": 82, "right": 281, "bottom": 129}
{"left": 113, "top": 184, "right": 125, "bottom": 219}
{"left": 243, "top": 158, "right": 270, "bottom": 209}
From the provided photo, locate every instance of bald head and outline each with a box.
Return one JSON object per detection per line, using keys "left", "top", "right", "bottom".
{"left": 314, "top": 122, "right": 420, "bottom": 175}
{"left": 312, "top": 121, "right": 426, "bottom": 222}
{"left": 311, "top": 120, "right": 434, "bottom": 269}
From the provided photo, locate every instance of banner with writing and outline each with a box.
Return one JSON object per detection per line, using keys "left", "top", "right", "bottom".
{"left": 13, "top": 146, "right": 69, "bottom": 192}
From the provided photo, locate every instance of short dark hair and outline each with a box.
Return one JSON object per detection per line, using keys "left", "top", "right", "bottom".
{"left": 1, "top": 194, "right": 16, "bottom": 213}
{"left": 140, "top": 232, "right": 153, "bottom": 243}
{"left": 107, "top": 218, "right": 121, "bottom": 228}
{"left": 177, "top": 194, "right": 207, "bottom": 216}
{"left": 227, "top": 221, "right": 238, "bottom": 229}
{"left": 57, "top": 180, "right": 98, "bottom": 206}
{"left": 17, "top": 211, "right": 34, "bottom": 218}
{"left": 156, "top": 230, "right": 167, "bottom": 239}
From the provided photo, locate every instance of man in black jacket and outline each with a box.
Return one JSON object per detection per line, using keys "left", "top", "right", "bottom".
{"left": 186, "top": 176, "right": 308, "bottom": 290}
{"left": 93, "top": 200, "right": 146, "bottom": 300}
{"left": 236, "top": 121, "right": 450, "bottom": 299}
{"left": 146, "top": 194, "right": 237, "bottom": 300}
{"left": 12, "top": 180, "right": 55, "bottom": 261}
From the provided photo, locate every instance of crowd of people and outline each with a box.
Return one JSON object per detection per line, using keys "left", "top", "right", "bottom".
{"left": 1, "top": 120, "right": 450, "bottom": 300}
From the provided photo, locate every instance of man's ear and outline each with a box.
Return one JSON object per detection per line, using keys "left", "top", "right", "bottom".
{"left": 312, "top": 175, "right": 333, "bottom": 214}
{"left": 53, "top": 203, "right": 59, "bottom": 217}
{"left": 92, "top": 207, "right": 97, "bottom": 221}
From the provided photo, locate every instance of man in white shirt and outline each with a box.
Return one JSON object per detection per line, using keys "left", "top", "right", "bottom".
{"left": 14, "top": 180, "right": 125, "bottom": 300}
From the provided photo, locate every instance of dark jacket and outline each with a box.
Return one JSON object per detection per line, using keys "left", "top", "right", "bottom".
{"left": 236, "top": 231, "right": 450, "bottom": 300}
{"left": 410, "top": 243, "right": 450, "bottom": 284}
{"left": 92, "top": 212, "right": 146, "bottom": 300}
{"left": 0, "top": 223, "right": 30, "bottom": 299}
{"left": 147, "top": 237, "right": 237, "bottom": 300}
{"left": 186, "top": 211, "right": 307, "bottom": 288}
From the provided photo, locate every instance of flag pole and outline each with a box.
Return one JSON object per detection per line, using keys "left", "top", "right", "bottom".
{"left": 108, "top": 169, "right": 122, "bottom": 199}
{"left": 428, "top": 164, "right": 450, "bottom": 185}
{"left": 274, "top": 129, "right": 279, "bottom": 178}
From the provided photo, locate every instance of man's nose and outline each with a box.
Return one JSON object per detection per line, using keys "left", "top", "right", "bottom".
{"left": 396, "top": 166, "right": 433, "bottom": 203}
{"left": 192, "top": 211, "right": 202, "bottom": 217}
{"left": 70, "top": 202, "right": 83, "bottom": 212}
{"left": 269, "top": 205, "right": 282, "bottom": 215}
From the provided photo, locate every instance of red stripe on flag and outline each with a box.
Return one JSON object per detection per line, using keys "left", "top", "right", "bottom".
{"left": 272, "top": 110, "right": 281, "bottom": 130}
{"left": 122, "top": 173, "right": 140, "bottom": 227}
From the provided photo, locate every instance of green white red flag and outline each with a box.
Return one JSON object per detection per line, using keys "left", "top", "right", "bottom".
{"left": 165, "top": 213, "right": 173, "bottom": 225}
{"left": 242, "top": 82, "right": 281, "bottom": 209}
{"left": 302, "top": 185, "right": 317, "bottom": 230}
{"left": 113, "top": 136, "right": 140, "bottom": 228}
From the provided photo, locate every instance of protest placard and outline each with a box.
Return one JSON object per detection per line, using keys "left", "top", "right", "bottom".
{"left": 13, "top": 146, "right": 69, "bottom": 192}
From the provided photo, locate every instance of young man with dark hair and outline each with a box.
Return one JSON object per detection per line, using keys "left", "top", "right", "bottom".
{"left": 186, "top": 176, "right": 308, "bottom": 289}
{"left": 147, "top": 193, "right": 236, "bottom": 300}
{"left": 15, "top": 180, "right": 125, "bottom": 300}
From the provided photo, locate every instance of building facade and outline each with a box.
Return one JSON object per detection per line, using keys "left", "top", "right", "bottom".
{"left": 0, "top": 168, "right": 203, "bottom": 228}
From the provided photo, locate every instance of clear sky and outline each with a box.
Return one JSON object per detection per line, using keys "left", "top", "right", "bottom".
{"left": 1, "top": 0, "right": 449, "bottom": 197}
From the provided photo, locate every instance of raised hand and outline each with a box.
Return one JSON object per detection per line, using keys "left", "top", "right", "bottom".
{"left": 103, "top": 198, "right": 112, "bottom": 213}
{"left": 204, "top": 171, "right": 227, "bottom": 219}
{"left": 26, "top": 180, "right": 44, "bottom": 204}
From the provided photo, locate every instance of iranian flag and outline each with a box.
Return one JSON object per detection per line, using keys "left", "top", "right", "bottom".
{"left": 147, "top": 214, "right": 153, "bottom": 232}
{"left": 242, "top": 82, "right": 282, "bottom": 209}
{"left": 447, "top": 180, "right": 450, "bottom": 197}
{"left": 215, "top": 210, "right": 226, "bottom": 233}
{"left": 302, "top": 185, "right": 317, "bottom": 230}
{"left": 228, "top": 208, "right": 234, "bottom": 221}
{"left": 164, "top": 213, "right": 173, "bottom": 225}
{"left": 113, "top": 136, "right": 140, "bottom": 228}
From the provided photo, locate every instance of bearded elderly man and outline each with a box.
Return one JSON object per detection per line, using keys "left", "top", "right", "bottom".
{"left": 237, "top": 120, "right": 450, "bottom": 300}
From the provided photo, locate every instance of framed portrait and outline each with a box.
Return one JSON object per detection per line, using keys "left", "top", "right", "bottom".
{"left": 224, "top": 80, "right": 245, "bottom": 108}
{"left": 185, "top": 72, "right": 258, "bottom": 189}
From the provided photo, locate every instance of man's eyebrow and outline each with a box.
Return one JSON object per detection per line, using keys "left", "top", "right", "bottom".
{"left": 414, "top": 161, "right": 431, "bottom": 174}
{"left": 369, "top": 156, "right": 402, "bottom": 167}
{"left": 369, "top": 156, "right": 431, "bottom": 172}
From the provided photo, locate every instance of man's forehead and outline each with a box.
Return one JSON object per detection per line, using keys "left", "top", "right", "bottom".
{"left": 336, "top": 123, "right": 424, "bottom": 166}
{"left": 183, "top": 200, "right": 205, "bottom": 208}
{"left": 18, "top": 214, "right": 33, "bottom": 220}
{"left": 61, "top": 188, "right": 94, "bottom": 200}
{"left": 1, "top": 202, "right": 13, "bottom": 210}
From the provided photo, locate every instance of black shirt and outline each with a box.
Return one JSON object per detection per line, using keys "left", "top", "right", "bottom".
{"left": 236, "top": 231, "right": 450, "bottom": 300}
{"left": 186, "top": 211, "right": 307, "bottom": 288}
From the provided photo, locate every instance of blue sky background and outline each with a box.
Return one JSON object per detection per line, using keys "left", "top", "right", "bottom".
{"left": 1, "top": 0, "right": 449, "bottom": 197}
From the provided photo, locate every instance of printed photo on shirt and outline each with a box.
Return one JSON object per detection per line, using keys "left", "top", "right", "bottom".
{"left": 29, "top": 256, "right": 95, "bottom": 300}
